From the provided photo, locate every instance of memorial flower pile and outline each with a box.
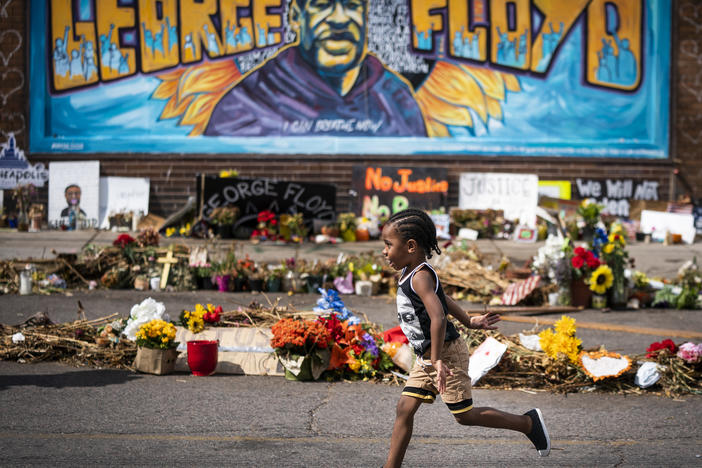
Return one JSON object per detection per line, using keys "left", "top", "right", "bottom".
{"left": 135, "top": 319, "right": 178, "bottom": 350}
{"left": 320, "top": 315, "right": 393, "bottom": 378}
{"left": 270, "top": 317, "right": 331, "bottom": 354}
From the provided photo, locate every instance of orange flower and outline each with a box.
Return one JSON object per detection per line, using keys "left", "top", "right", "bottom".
{"left": 327, "top": 343, "right": 349, "bottom": 370}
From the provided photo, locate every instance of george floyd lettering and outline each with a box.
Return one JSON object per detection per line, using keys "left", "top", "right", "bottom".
{"left": 574, "top": 178, "right": 660, "bottom": 218}
{"left": 197, "top": 176, "right": 336, "bottom": 233}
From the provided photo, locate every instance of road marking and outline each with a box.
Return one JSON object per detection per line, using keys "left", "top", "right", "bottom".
{"left": 0, "top": 432, "right": 697, "bottom": 447}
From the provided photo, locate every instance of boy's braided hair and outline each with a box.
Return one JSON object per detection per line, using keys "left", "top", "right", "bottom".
{"left": 386, "top": 209, "right": 441, "bottom": 259}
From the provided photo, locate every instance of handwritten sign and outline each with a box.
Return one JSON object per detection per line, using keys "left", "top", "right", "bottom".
{"left": 573, "top": 178, "right": 660, "bottom": 217}
{"left": 99, "top": 177, "right": 150, "bottom": 229}
{"left": 459, "top": 173, "right": 538, "bottom": 227}
{"left": 197, "top": 176, "right": 336, "bottom": 233}
{"left": 352, "top": 166, "right": 448, "bottom": 218}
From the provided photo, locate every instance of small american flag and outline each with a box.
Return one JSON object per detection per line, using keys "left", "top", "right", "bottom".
{"left": 501, "top": 275, "right": 541, "bottom": 306}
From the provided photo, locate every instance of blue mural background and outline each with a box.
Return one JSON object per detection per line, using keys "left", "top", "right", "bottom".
{"left": 29, "top": 0, "right": 670, "bottom": 157}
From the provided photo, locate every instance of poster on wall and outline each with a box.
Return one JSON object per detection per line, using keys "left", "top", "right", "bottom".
{"left": 48, "top": 161, "right": 100, "bottom": 229}
{"left": 196, "top": 176, "right": 336, "bottom": 233}
{"left": 352, "top": 166, "right": 447, "bottom": 218}
{"left": 573, "top": 177, "right": 660, "bottom": 218}
{"left": 459, "top": 172, "right": 539, "bottom": 227}
{"left": 99, "top": 176, "right": 150, "bottom": 229}
{"left": 0, "top": 134, "right": 49, "bottom": 190}
{"left": 30, "top": 0, "right": 670, "bottom": 158}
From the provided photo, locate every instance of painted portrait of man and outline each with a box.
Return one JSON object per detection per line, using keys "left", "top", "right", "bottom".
{"left": 204, "top": 0, "right": 427, "bottom": 137}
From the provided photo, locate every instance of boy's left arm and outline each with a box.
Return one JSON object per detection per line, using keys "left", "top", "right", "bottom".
{"left": 445, "top": 295, "right": 500, "bottom": 330}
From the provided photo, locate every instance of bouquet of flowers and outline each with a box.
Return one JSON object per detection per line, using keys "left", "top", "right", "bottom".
{"left": 135, "top": 319, "right": 178, "bottom": 350}
{"left": 576, "top": 198, "right": 604, "bottom": 229}
{"left": 122, "top": 298, "right": 169, "bottom": 341}
{"left": 538, "top": 315, "right": 582, "bottom": 364}
{"left": 251, "top": 210, "right": 278, "bottom": 241}
{"left": 180, "top": 303, "right": 222, "bottom": 333}
{"left": 320, "top": 316, "right": 394, "bottom": 379}
{"left": 270, "top": 316, "right": 331, "bottom": 380}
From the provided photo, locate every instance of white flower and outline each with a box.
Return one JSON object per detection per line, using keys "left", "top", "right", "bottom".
{"left": 122, "top": 298, "right": 169, "bottom": 341}
{"left": 12, "top": 332, "right": 25, "bottom": 344}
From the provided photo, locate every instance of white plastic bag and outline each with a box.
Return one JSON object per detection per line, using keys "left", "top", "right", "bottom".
{"left": 468, "top": 337, "right": 508, "bottom": 385}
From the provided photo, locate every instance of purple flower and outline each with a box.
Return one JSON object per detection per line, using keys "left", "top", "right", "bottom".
{"left": 361, "top": 332, "right": 379, "bottom": 358}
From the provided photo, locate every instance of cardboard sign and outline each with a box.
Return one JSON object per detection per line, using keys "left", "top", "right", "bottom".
{"left": 459, "top": 173, "right": 538, "bottom": 227}
{"left": 48, "top": 161, "right": 100, "bottom": 229}
{"left": 99, "top": 177, "right": 150, "bottom": 229}
{"left": 639, "top": 210, "right": 696, "bottom": 244}
{"left": 174, "top": 327, "right": 283, "bottom": 376}
{"left": 352, "top": 166, "right": 448, "bottom": 218}
{"left": 197, "top": 176, "right": 336, "bottom": 232}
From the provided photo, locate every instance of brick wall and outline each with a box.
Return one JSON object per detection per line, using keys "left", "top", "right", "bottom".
{"left": 3, "top": 2, "right": 700, "bottom": 218}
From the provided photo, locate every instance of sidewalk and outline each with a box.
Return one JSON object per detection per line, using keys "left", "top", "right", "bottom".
{"left": 1, "top": 228, "right": 700, "bottom": 279}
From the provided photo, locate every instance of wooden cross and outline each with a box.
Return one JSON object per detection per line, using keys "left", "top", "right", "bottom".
{"left": 157, "top": 245, "right": 179, "bottom": 290}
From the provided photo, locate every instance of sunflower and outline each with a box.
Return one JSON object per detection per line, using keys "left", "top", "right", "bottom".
{"left": 589, "top": 265, "right": 614, "bottom": 294}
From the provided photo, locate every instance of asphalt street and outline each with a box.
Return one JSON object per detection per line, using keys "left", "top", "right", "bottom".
{"left": 1, "top": 231, "right": 701, "bottom": 466}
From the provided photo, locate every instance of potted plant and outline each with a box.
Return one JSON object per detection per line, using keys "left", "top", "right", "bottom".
{"left": 193, "top": 263, "right": 215, "bottom": 290}
{"left": 247, "top": 263, "right": 266, "bottom": 292}
{"left": 576, "top": 199, "right": 604, "bottom": 244}
{"left": 280, "top": 213, "right": 308, "bottom": 243}
{"left": 210, "top": 205, "right": 239, "bottom": 239}
{"left": 266, "top": 266, "right": 283, "bottom": 292}
{"left": 251, "top": 210, "right": 278, "bottom": 241}
{"left": 337, "top": 212, "right": 358, "bottom": 242}
{"left": 600, "top": 225, "right": 631, "bottom": 308}
{"left": 566, "top": 243, "right": 602, "bottom": 307}
{"left": 270, "top": 317, "right": 331, "bottom": 381}
{"left": 133, "top": 319, "right": 179, "bottom": 375}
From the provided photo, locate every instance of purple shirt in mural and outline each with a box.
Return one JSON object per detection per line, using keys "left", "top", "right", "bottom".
{"left": 204, "top": 47, "right": 427, "bottom": 137}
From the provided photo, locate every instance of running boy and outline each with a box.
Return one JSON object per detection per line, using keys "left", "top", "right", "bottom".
{"left": 381, "top": 209, "right": 550, "bottom": 467}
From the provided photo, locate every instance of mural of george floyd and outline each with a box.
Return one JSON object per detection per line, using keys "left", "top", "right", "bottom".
{"left": 3, "top": 0, "right": 702, "bottom": 217}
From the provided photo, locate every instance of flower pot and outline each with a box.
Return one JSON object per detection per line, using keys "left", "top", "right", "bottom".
{"left": 249, "top": 278, "right": 263, "bottom": 292}
{"left": 187, "top": 340, "right": 219, "bottom": 376}
{"left": 266, "top": 277, "right": 281, "bottom": 292}
{"left": 215, "top": 224, "right": 233, "bottom": 239}
{"left": 234, "top": 276, "right": 248, "bottom": 292}
{"left": 355, "top": 228, "right": 370, "bottom": 241}
{"left": 571, "top": 278, "right": 592, "bottom": 308}
{"left": 305, "top": 275, "right": 323, "bottom": 294}
{"left": 609, "top": 281, "right": 629, "bottom": 309}
{"left": 278, "top": 349, "right": 330, "bottom": 381}
{"left": 592, "top": 294, "right": 607, "bottom": 309}
{"left": 134, "top": 346, "right": 178, "bottom": 375}
{"left": 197, "top": 276, "right": 215, "bottom": 290}
{"left": 215, "top": 274, "right": 231, "bottom": 292}
{"left": 341, "top": 229, "right": 356, "bottom": 242}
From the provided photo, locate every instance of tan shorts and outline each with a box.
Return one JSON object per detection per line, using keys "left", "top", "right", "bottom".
{"left": 402, "top": 338, "right": 473, "bottom": 414}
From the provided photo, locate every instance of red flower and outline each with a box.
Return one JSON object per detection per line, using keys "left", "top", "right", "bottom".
{"left": 257, "top": 210, "right": 276, "bottom": 224}
{"left": 585, "top": 256, "right": 600, "bottom": 269}
{"left": 113, "top": 234, "right": 136, "bottom": 249}
{"left": 571, "top": 256, "right": 584, "bottom": 269}
{"left": 646, "top": 339, "right": 677, "bottom": 358}
{"left": 574, "top": 246, "right": 586, "bottom": 257}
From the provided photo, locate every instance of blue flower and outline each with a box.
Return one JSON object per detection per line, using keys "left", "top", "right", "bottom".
{"left": 314, "top": 288, "right": 357, "bottom": 322}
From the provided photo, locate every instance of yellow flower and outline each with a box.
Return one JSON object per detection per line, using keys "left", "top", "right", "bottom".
{"left": 603, "top": 243, "right": 614, "bottom": 254}
{"left": 608, "top": 232, "right": 626, "bottom": 246}
{"left": 589, "top": 265, "right": 614, "bottom": 294}
{"left": 165, "top": 227, "right": 176, "bottom": 237}
{"left": 554, "top": 315, "right": 576, "bottom": 337}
